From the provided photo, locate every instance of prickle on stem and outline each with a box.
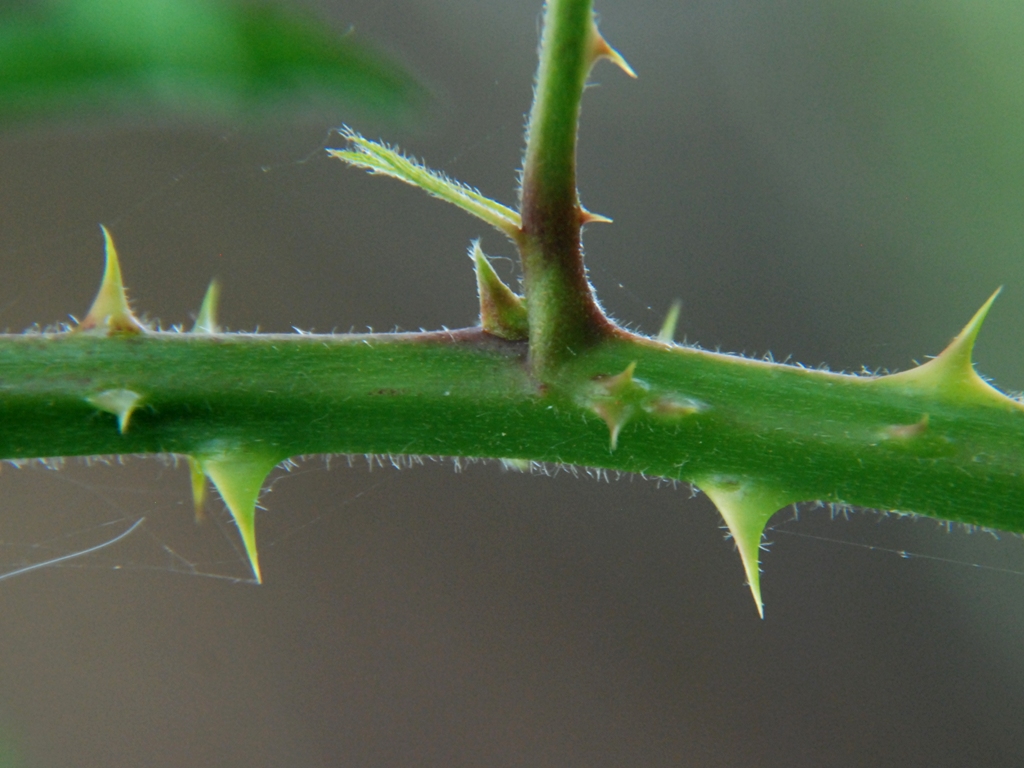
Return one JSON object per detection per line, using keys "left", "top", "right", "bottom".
{"left": 192, "top": 280, "right": 221, "bottom": 334}
{"left": 697, "top": 478, "right": 796, "bottom": 618}
{"left": 195, "top": 449, "right": 281, "bottom": 583}
{"left": 585, "top": 361, "right": 648, "bottom": 451}
{"left": 578, "top": 206, "right": 613, "bottom": 226}
{"left": 880, "top": 289, "right": 1023, "bottom": 411}
{"left": 657, "top": 300, "right": 682, "bottom": 344}
{"left": 587, "top": 17, "right": 636, "bottom": 78}
{"left": 85, "top": 388, "right": 143, "bottom": 434}
{"left": 76, "top": 225, "right": 145, "bottom": 335}
{"left": 472, "top": 241, "right": 529, "bottom": 341}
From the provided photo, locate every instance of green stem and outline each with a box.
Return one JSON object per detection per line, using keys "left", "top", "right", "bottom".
{"left": 3, "top": 330, "right": 1024, "bottom": 533}
{"left": 519, "top": 0, "right": 613, "bottom": 376}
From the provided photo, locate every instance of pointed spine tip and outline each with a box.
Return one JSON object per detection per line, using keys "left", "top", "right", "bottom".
{"left": 198, "top": 449, "right": 280, "bottom": 584}
{"left": 192, "top": 279, "right": 221, "bottom": 334}
{"left": 880, "top": 288, "right": 1021, "bottom": 409}
{"left": 698, "top": 478, "right": 794, "bottom": 618}
{"left": 578, "top": 206, "right": 613, "bottom": 226}
{"left": 942, "top": 287, "right": 1001, "bottom": 369}
{"left": 657, "top": 300, "right": 682, "bottom": 344}
{"left": 85, "top": 388, "right": 143, "bottom": 433}
{"left": 187, "top": 456, "right": 207, "bottom": 523}
{"left": 472, "top": 241, "right": 529, "bottom": 340}
{"left": 76, "top": 225, "right": 145, "bottom": 335}
{"left": 589, "top": 20, "right": 637, "bottom": 78}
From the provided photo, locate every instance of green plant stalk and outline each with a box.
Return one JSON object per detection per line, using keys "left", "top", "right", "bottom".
{"left": 1, "top": 328, "right": 1023, "bottom": 533}
{"left": 518, "top": 0, "right": 614, "bottom": 374}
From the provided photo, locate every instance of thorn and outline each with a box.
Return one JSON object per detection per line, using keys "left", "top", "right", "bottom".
{"left": 192, "top": 279, "right": 221, "bottom": 334}
{"left": 472, "top": 241, "right": 529, "bottom": 340}
{"left": 697, "top": 478, "right": 794, "bottom": 618}
{"left": 586, "top": 362, "right": 648, "bottom": 451}
{"left": 198, "top": 449, "right": 280, "bottom": 583}
{"left": 187, "top": 456, "right": 207, "bottom": 523}
{"left": 589, "top": 18, "right": 637, "bottom": 78}
{"left": 880, "top": 289, "right": 1022, "bottom": 409}
{"left": 85, "top": 388, "right": 143, "bottom": 433}
{"left": 657, "top": 300, "right": 682, "bottom": 344}
{"left": 76, "top": 225, "right": 145, "bottom": 335}
{"left": 579, "top": 206, "right": 613, "bottom": 226}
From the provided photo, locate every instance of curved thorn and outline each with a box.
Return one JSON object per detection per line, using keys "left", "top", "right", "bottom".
{"left": 698, "top": 478, "right": 795, "bottom": 618}
{"left": 880, "top": 288, "right": 1022, "bottom": 409}
{"left": 472, "top": 241, "right": 529, "bottom": 340}
{"left": 77, "top": 225, "right": 145, "bottom": 335}
{"left": 85, "top": 388, "right": 143, "bottom": 434}
{"left": 199, "top": 450, "right": 280, "bottom": 583}
{"left": 579, "top": 206, "right": 613, "bottom": 225}
{"left": 589, "top": 20, "right": 637, "bottom": 78}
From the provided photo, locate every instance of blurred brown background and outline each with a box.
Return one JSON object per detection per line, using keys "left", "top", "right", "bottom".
{"left": 2, "top": 0, "right": 1024, "bottom": 765}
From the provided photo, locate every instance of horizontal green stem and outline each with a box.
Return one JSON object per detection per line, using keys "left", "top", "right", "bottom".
{"left": 3, "top": 329, "right": 1023, "bottom": 533}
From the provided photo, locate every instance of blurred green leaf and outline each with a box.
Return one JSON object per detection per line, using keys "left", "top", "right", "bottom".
{"left": 0, "top": 0, "right": 423, "bottom": 125}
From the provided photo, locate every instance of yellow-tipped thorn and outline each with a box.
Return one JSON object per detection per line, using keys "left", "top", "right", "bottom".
{"left": 657, "top": 300, "right": 682, "bottom": 344}
{"left": 192, "top": 279, "right": 221, "bottom": 334}
{"left": 880, "top": 288, "right": 1021, "bottom": 409}
{"left": 77, "top": 225, "right": 145, "bottom": 335}
{"left": 472, "top": 241, "right": 529, "bottom": 341}
{"left": 86, "top": 388, "right": 143, "bottom": 433}
{"left": 199, "top": 449, "right": 280, "bottom": 583}
{"left": 187, "top": 456, "right": 207, "bottom": 523}
{"left": 579, "top": 207, "right": 613, "bottom": 226}
{"left": 589, "top": 20, "right": 637, "bottom": 78}
{"left": 698, "top": 478, "right": 794, "bottom": 618}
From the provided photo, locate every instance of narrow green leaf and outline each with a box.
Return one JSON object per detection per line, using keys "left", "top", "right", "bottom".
{"left": 329, "top": 128, "right": 522, "bottom": 239}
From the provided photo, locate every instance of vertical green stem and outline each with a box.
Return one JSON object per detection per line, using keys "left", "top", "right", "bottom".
{"left": 519, "top": 0, "right": 612, "bottom": 377}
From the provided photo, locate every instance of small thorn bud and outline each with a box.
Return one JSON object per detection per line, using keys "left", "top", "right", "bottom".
{"left": 187, "top": 456, "right": 207, "bottom": 523}
{"left": 472, "top": 241, "right": 529, "bottom": 341}
{"left": 588, "top": 19, "right": 637, "bottom": 78}
{"left": 585, "top": 361, "right": 648, "bottom": 451}
{"left": 657, "top": 300, "right": 682, "bottom": 344}
{"left": 882, "top": 414, "right": 929, "bottom": 440}
{"left": 697, "top": 478, "right": 795, "bottom": 618}
{"left": 198, "top": 448, "right": 281, "bottom": 584}
{"left": 85, "top": 388, "right": 143, "bottom": 433}
{"left": 644, "top": 394, "right": 704, "bottom": 417}
{"left": 77, "top": 225, "right": 145, "bottom": 335}
{"left": 192, "top": 279, "right": 221, "bottom": 334}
